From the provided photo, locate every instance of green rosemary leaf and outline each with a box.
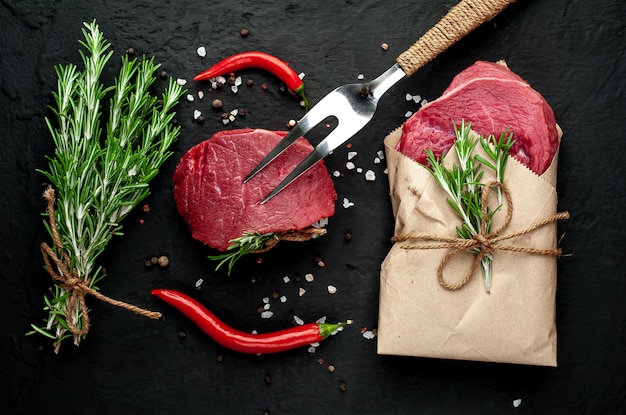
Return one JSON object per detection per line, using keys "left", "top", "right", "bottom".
{"left": 209, "top": 232, "right": 279, "bottom": 276}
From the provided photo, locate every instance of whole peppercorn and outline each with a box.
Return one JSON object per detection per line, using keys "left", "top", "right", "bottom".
{"left": 212, "top": 98, "right": 223, "bottom": 110}
{"left": 126, "top": 47, "right": 135, "bottom": 56}
{"left": 157, "top": 255, "right": 169, "bottom": 268}
{"left": 240, "top": 28, "right": 250, "bottom": 38}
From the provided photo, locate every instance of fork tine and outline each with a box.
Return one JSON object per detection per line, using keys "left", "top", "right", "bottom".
{"left": 243, "top": 95, "right": 337, "bottom": 183}
{"left": 260, "top": 121, "right": 356, "bottom": 204}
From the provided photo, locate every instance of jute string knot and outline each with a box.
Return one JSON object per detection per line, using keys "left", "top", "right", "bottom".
{"left": 40, "top": 186, "right": 161, "bottom": 337}
{"left": 392, "top": 181, "right": 569, "bottom": 291}
{"left": 252, "top": 227, "right": 327, "bottom": 253}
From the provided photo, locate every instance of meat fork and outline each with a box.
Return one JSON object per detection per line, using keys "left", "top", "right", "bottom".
{"left": 245, "top": 0, "right": 518, "bottom": 204}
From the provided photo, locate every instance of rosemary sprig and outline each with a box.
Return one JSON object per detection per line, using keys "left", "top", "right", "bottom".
{"left": 28, "top": 20, "right": 185, "bottom": 351}
{"left": 425, "top": 120, "right": 515, "bottom": 293}
{"left": 208, "top": 232, "right": 279, "bottom": 275}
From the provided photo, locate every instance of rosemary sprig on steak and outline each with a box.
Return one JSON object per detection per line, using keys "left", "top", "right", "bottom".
{"left": 209, "top": 232, "right": 279, "bottom": 275}
{"left": 425, "top": 120, "right": 514, "bottom": 293}
{"left": 29, "top": 20, "right": 184, "bottom": 351}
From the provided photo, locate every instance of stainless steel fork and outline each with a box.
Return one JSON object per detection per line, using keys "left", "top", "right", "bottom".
{"left": 245, "top": 0, "right": 518, "bottom": 203}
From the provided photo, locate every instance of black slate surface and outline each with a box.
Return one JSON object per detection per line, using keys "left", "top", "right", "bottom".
{"left": 1, "top": 0, "right": 625, "bottom": 414}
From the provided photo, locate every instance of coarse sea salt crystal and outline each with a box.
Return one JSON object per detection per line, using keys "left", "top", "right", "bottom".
{"left": 513, "top": 399, "right": 522, "bottom": 408}
{"left": 176, "top": 78, "right": 187, "bottom": 86}
{"left": 333, "top": 171, "right": 341, "bottom": 177}
{"left": 307, "top": 346, "right": 317, "bottom": 353}
{"left": 293, "top": 315, "right": 304, "bottom": 325}
{"left": 263, "top": 303, "right": 271, "bottom": 310}
{"left": 405, "top": 111, "right": 413, "bottom": 118}
{"left": 193, "top": 110, "right": 202, "bottom": 120}
{"left": 342, "top": 198, "right": 355, "bottom": 208}
{"left": 327, "top": 285, "right": 337, "bottom": 294}
{"left": 412, "top": 94, "right": 421, "bottom": 103}
{"left": 346, "top": 161, "right": 355, "bottom": 170}
{"left": 222, "top": 119, "right": 229, "bottom": 125}
{"left": 235, "top": 76, "right": 242, "bottom": 86}
{"left": 186, "top": 94, "right": 195, "bottom": 102}
{"left": 347, "top": 151, "right": 357, "bottom": 160}
{"left": 356, "top": 167, "right": 363, "bottom": 173}
{"left": 197, "top": 46, "right": 207, "bottom": 57}
{"left": 231, "top": 85, "right": 238, "bottom": 93}
{"left": 197, "top": 90, "right": 204, "bottom": 99}
{"left": 283, "top": 275, "right": 291, "bottom": 283}
{"left": 262, "top": 297, "right": 270, "bottom": 304}
{"left": 316, "top": 316, "right": 326, "bottom": 324}
{"left": 304, "top": 273, "right": 314, "bottom": 282}
{"left": 298, "top": 287, "right": 306, "bottom": 297}
{"left": 374, "top": 157, "right": 381, "bottom": 164}
{"left": 280, "top": 295, "right": 287, "bottom": 303}
{"left": 357, "top": 73, "right": 364, "bottom": 80}
{"left": 365, "top": 170, "right": 376, "bottom": 181}
{"left": 261, "top": 311, "right": 273, "bottom": 319}
{"left": 383, "top": 167, "right": 388, "bottom": 175}
{"left": 421, "top": 98, "right": 428, "bottom": 107}
{"left": 377, "top": 150, "right": 385, "bottom": 159}
{"left": 405, "top": 93, "right": 413, "bottom": 101}
{"left": 298, "top": 72, "right": 305, "bottom": 79}
{"left": 195, "top": 278, "right": 204, "bottom": 288}
{"left": 362, "top": 330, "right": 376, "bottom": 340}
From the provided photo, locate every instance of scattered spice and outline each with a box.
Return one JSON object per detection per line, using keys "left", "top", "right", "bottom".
{"left": 142, "top": 204, "right": 150, "bottom": 213}
{"left": 339, "top": 381, "right": 347, "bottom": 392}
{"left": 328, "top": 364, "right": 336, "bottom": 373}
{"left": 196, "top": 115, "right": 205, "bottom": 124}
{"left": 271, "top": 291, "right": 279, "bottom": 300}
{"left": 264, "top": 374, "right": 272, "bottom": 384}
{"left": 315, "top": 255, "right": 325, "bottom": 267}
{"left": 344, "top": 232, "right": 352, "bottom": 242}
{"left": 212, "top": 98, "right": 223, "bottom": 110}
{"left": 157, "top": 255, "right": 169, "bottom": 268}
{"left": 150, "top": 256, "right": 159, "bottom": 265}
{"left": 261, "top": 82, "right": 268, "bottom": 91}
{"left": 178, "top": 330, "right": 186, "bottom": 339}
{"left": 240, "top": 28, "right": 249, "bottom": 38}
{"left": 126, "top": 47, "right": 135, "bottom": 56}
{"left": 246, "top": 78, "right": 254, "bottom": 87}
{"left": 159, "top": 70, "right": 168, "bottom": 80}
{"left": 144, "top": 259, "right": 153, "bottom": 267}
{"left": 381, "top": 42, "right": 389, "bottom": 51}
{"left": 216, "top": 354, "right": 223, "bottom": 362}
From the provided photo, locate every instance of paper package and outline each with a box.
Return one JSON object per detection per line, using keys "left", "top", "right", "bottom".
{"left": 377, "top": 126, "right": 563, "bottom": 366}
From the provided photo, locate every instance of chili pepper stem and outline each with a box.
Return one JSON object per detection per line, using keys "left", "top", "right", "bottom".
{"left": 318, "top": 319, "right": 353, "bottom": 339}
{"left": 294, "top": 84, "right": 310, "bottom": 112}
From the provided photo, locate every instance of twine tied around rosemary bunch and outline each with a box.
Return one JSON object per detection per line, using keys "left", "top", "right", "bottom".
{"left": 39, "top": 187, "right": 162, "bottom": 337}
{"left": 392, "top": 181, "right": 569, "bottom": 292}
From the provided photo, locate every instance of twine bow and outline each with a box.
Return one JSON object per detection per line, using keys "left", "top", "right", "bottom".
{"left": 252, "top": 227, "right": 327, "bottom": 253}
{"left": 39, "top": 186, "right": 161, "bottom": 337}
{"left": 392, "top": 181, "right": 569, "bottom": 291}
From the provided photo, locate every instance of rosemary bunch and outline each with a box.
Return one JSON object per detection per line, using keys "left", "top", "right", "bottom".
{"left": 29, "top": 20, "right": 185, "bottom": 351}
{"left": 425, "top": 120, "right": 514, "bottom": 293}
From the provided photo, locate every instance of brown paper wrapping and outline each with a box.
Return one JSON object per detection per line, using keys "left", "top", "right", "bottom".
{"left": 377, "top": 126, "right": 562, "bottom": 366}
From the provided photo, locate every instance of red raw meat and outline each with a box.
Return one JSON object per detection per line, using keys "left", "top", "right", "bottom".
{"left": 173, "top": 129, "right": 337, "bottom": 251}
{"left": 396, "top": 61, "right": 559, "bottom": 175}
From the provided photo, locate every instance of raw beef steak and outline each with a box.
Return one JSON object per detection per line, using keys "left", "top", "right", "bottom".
{"left": 173, "top": 129, "right": 337, "bottom": 251}
{"left": 396, "top": 61, "right": 559, "bottom": 175}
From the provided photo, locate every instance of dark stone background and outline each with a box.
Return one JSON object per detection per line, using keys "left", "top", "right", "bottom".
{"left": 1, "top": 0, "right": 624, "bottom": 414}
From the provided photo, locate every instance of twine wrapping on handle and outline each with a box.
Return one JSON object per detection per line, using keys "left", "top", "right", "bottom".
{"left": 392, "top": 181, "right": 569, "bottom": 291}
{"left": 39, "top": 186, "right": 161, "bottom": 337}
{"left": 397, "top": 0, "right": 517, "bottom": 76}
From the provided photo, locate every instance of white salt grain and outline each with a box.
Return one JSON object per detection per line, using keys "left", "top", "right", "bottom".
{"left": 362, "top": 330, "right": 376, "bottom": 340}
{"left": 176, "top": 78, "right": 187, "bottom": 86}
{"left": 283, "top": 275, "right": 291, "bottom": 283}
{"left": 235, "top": 76, "right": 242, "bottom": 86}
{"left": 304, "top": 273, "right": 314, "bottom": 282}
{"left": 346, "top": 161, "right": 355, "bottom": 170}
{"left": 347, "top": 151, "right": 357, "bottom": 160}
{"left": 309, "top": 342, "right": 320, "bottom": 348}
{"left": 222, "top": 119, "right": 229, "bottom": 125}
{"left": 316, "top": 316, "right": 327, "bottom": 324}
{"left": 374, "top": 157, "right": 381, "bottom": 164}
{"left": 280, "top": 295, "right": 287, "bottom": 303}
{"left": 365, "top": 170, "right": 376, "bottom": 181}
{"left": 298, "top": 287, "right": 306, "bottom": 296}
{"left": 357, "top": 73, "right": 364, "bottom": 80}
{"left": 261, "top": 311, "right": 274, "bottom": 319}
{"left": 356, "top": 167, "right": 363, "bottom": 173}
{"left": 263, "top": 303, "right": 271, "bottom": 310}
{"left": 307, "top": 346, "right": 317, "bottom": 353}
{"left": 197, "top": 46, "right": 207, "bottom": 57}
{"left": 405, "top": 93, "right": 413, "bottom": 101}
{"left": 193, "top": 109, "right": 202, "bottom": 120}
{"left": 197, "top": 90, "right": 204, "bottom": 99}
{"left": 195, "top": 278, "right": 204, "bottom": 288}
{"left": 298, "top": 72, "right": 305, "bottom": 80}
{"left": 420, "top": 98, "right": 428, "bottom": 107}
{"left": 327, "top": 285, "right": 337, "bottom": 294}
{"left": 262, "top": 297, "right": 270, "bottom": 304}
{"left": 377, "top": 150, "right": 385, "bottom": 159}
{"left": 404, "top": 111, "right": 413, "bottom": 118}
{"left": 513, "top": 399, "right": 522, "bottom": 408}
{"left": 383, "top": 167, "right": 388, "bottom": 175}
{"left": 294, "top": 315, "right": 304, "bottom": 325}
{"left": 412, "top": 94, "right": 421, "bottom": 103}
{"left": 228, "top": 114, "right": 236, "bottom": 122}
{"left": 333, "top": 171, "right": 341, "bottom": 177}
{"left": 216, "top": 76, "right": 226, "bottom": 85}
{"left": 231, "top": 85, "right": 238, "bottom": 94}
{"left": 342, "top": 198, "right": 355, "bottom": 208}
{"left": 186, "top": 94, "right": 195, "bottom": 102}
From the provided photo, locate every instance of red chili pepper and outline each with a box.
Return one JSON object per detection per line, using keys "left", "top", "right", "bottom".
{"left": 151, "top": 288, "right": 350, "bottom": 354}
{"left": 193, "top": 51, "right": 309, "bottom": 111}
